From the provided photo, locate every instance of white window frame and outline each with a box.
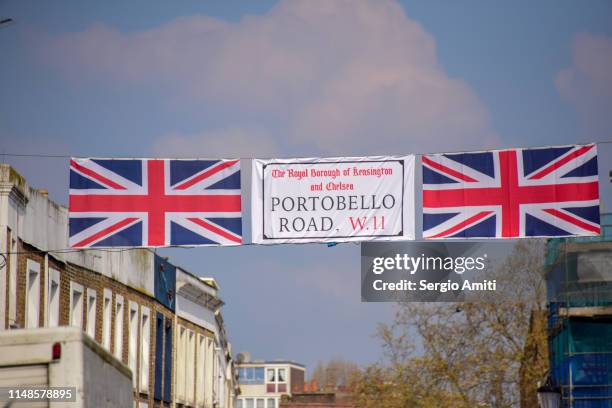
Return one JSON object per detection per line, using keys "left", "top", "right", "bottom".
{"left": 86, "top": 288, "right": 97, "bottom": 339}
{"left": 128, "top": 301, "right": 139, "bottom": 389}
{"left": 7, "top": 233, "right": 17, "bottom": 328}
{"left": 264, "top": 367, "right": 288, "bottom": 394}
{"left": 218, "top": 352, "right": 225, "bottom": 405}
{"left": 114, "top": 295, "right": 124, "bottom": 360}
{"left": 186, "top": 329, "right": 195, "bottom": 405}
{"left": 47, "top": 268, "right": 60, "bottom": 327}
{"left": 139, "top": 306, "right": 150, "bottom": 394}
{"left": 25, "top": 259, "right": 41, "bottom": 329}
{"left": 277, "top": 368, "right": 286, "bottom": 384}
{"left": 0, "top": 232, "right": 6, "bottom": 330}
{"left": 176, "top": 325, "right": 186, "bottom": 402}
{"left": 102, "top": 289, "right": 112, "bottom": 349}
{"left": 266, "top": 368, "right": 275, "bottom": 384}
{"left": 196, "top": 334, "right": 206, "bottom": 406}
{"left": 204, "top": 337, "right": 214, "bottom": 407}
{"left": 69, "top": 282, "right": 84, "bottom": 329}
{"left": 213, "top": 349, "right": 220, "bottom": 402}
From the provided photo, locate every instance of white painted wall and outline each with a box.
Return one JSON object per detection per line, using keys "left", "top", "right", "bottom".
{"left": 176, "top": 294, "right": 218, "bottom": 335}
{"left": 0, "top": 326, "right": 133, "bottom": 407}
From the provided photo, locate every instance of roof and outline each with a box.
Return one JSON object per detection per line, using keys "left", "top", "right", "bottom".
{"left": 0, "top": 327, "right": 132, "bottom": 379}
{"left": 176, "top": 268, "right": 224, "bottom": 310}
{"left": 236, "top": 360, "right": 306, "bottom": 369}
{"left": 200, "top": 277, "right": 219, "bottom": 290}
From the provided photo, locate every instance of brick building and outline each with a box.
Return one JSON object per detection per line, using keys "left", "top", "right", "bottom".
{"left": 0, "top": 164, "right": 239, "bottom": 408}
{"left": 279, "top": 392, "right": 356, "bottom": 408}
{"left": 278, "top": 381, "right": 357, "bottom": 408}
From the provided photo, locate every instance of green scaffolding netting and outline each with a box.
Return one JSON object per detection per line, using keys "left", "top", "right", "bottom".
{"left": 550, "top": 318, "right": 612, "bottom": 402}
{"left": 552, "top": 319, "right": 612, "bottom": 363}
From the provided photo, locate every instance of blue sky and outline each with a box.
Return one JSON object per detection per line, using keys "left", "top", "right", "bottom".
{"left": 1, "top": 0, "right": 611, "bottom": 372}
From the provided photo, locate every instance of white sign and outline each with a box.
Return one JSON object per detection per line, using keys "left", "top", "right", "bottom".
{"left": 251, "top": 156, "right": 415, "bottom": 244}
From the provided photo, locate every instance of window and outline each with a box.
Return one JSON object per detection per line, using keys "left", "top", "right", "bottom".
{"left": 114, "top": 295, "right": 124, "bottom": 360}
{"left": 256, "top": 399, "right": 265, "bottom": 408}
{"left": 154, "top": 313, "right": 164, "bottom": 401}
{"left": 236, "top": 399, "right": 243, "bottom": 408}
{"left": 255, "top": 367, "right": 265, "bottom": 381}
{"left": 70, "top": 282, "right": 84, "bottom": 329}
{"left": 25, "top": 259, "right": 40, "bottom": 328}
{"left": 186, "top": 330, "right": 195, "bottom": 405}
{"left": 176, "top": 326, "right": 196, "bottom": 405}
{"left": 176, "top": 326, "right": 186, "bottom": 402}
{"left": 102, "top": 289, "right": 112, "bottom": 349}
{"left": 266, "top": 368, "right": 287, "bottom": 393}
{"left": 196, "top": 334, "right": 206, "bottom": 406}
{"left": 239, "top": 367, "right": 265, "bottom": 384}
{"left": 0, "top": 231, "right": 7, "bottom": 329}
{"left": 266, "top": 367, "right": 276, "bottom": 392}
{"left": 7, "top": 231, "right": 16, "bottom": 329}
{"left": 204, "top": 337, "right": 214, "bottom": 407}
{"left": 277, "top": 368, "right": 287, "bottom": 393}
{"left": 163, "top": 320, "right": 172, "bottom": 403}
{"left": 128, "top": 301, "right": 139, "bottom": 389}
{"left": 277, "top": 368, "right": 286, "bottom": 383}
{"left": 47, "top": 268, "right": 60, "bottom": 327}
{"left": 86, "top": 288, "right": 97, "bottom": 339}
{"left": 139, "top": 306, "right": 150, "bottom": 393}
{"left": 267, "top": 398, "right": 276, "bottom": 408}
{"left": 218, "top": 361, "right": 226, "bottom": 408}
{"left": 266, "top": 369, "right": 275, "bottom": 383}
{"left": 213, "top": 351, "right": 219, "bottom": 400}
{"left": 245, "top": 399, "right": 254, "bottom": 408}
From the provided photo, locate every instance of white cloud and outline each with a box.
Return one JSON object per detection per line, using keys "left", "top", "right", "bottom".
{"left": 556, "top": 33, "right": 612, "bottom": 137}
{"left": 40, "top": 0, "right": 499, "bottom": 155}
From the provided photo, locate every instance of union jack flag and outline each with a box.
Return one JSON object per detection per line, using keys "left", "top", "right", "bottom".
{"left": 422, "top": 144, "right": 600, "bottom": 239}
{"left": 69, "top": 158, "right": 242, "bottom": 247}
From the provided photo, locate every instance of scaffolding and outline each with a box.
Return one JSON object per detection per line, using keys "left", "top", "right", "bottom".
{"left": 546, "top": 214, "right": 612, "bottom": 407}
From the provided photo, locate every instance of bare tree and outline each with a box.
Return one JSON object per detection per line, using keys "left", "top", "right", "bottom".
{"left": 352, "top": 240, "right": 548, "bottom": 408}
{"left": 310, "top": 358, "right": 360, "bottom": 389}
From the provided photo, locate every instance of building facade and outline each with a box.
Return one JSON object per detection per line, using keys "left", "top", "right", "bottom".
{"left": 0, "top": 163, "right": 238, "bottom": 407}
{"left": 235, "top": 358, "right": 305, "bottom": 408}
{"left": 545, "top": 213, "right": 612, "bottom": 407}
